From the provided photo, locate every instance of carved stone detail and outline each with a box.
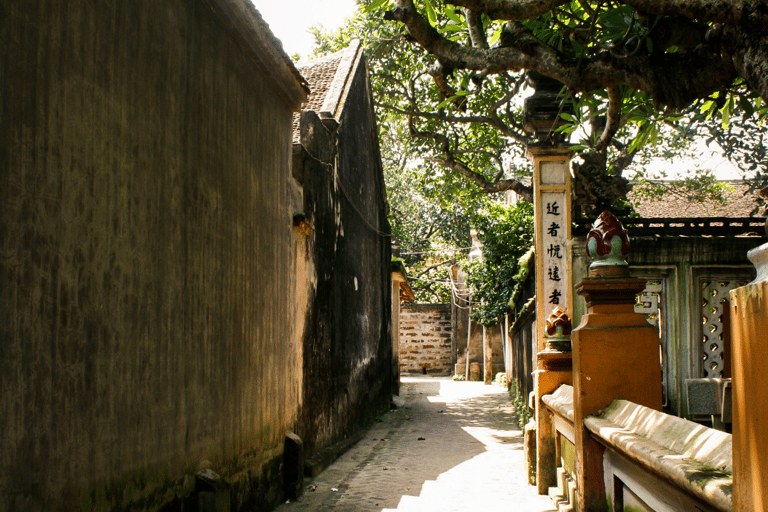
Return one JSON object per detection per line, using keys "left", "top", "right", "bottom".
{"left": 586, "top": 211, "right": 630, "bottom": 276}
{"left": 545, "top": 306, "right": 572, "bottom": 337}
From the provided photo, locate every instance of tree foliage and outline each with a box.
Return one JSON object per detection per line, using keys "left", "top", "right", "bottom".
{"left": 357, "top": 0, "right": 768, "bottom": 202}
{"left": 465, "top": 201, "right": 534, "bottom": 326}
{"left": 312, "top": 18, "right": 511, "bottom": 303}
{"left": 308, "top": 0, "right": 768, "bottom": 304}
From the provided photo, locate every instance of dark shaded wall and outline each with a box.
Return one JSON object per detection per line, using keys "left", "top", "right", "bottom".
{"left": 295, "top": 59, "right": 392, "bottom": 456}
{"left": 0, "top": 1, "right": 307, "bottom": 509}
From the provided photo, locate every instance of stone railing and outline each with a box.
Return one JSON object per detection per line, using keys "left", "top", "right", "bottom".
{"left": 586, "top": 399, "right": 732, "bottom": 512}
{"left": 541, "top": 384, "right": 733, "bottom": 512}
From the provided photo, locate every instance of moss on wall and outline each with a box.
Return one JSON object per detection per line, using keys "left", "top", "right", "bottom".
{"left": 0, "top": 0, "right": 305, "bottom": 508}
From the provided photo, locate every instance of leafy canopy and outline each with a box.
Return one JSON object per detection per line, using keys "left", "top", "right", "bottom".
{"left": 465, "top": 201, "right": 534, "bottom": 326}
{"left": 358, "top": 0, "right": 768, "bottom": 202}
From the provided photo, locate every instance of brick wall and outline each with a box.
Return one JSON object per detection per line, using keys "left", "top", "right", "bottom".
{"left": 399, "top": 304, "right": 452, "bottom": 374}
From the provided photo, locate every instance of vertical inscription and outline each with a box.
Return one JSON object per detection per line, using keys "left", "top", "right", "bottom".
{"left": 541, "top": 191, "right": 568, "bottom": 310}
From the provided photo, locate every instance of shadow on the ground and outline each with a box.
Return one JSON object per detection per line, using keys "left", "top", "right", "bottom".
{"left": 366, "top": 378, "right": 528, "bottom": 508}
{"left": 276, "top": 377, "right": 544, "bottom": 512}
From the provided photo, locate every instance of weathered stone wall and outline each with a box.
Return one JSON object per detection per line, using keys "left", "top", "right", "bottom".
{"left": 0, "top": 1, "right": 309, "bottom": 509}
{"left": 453, "top": 307, "right": 505, "bottom": 378}
{"left": 400, "top": 304, "right": 453, "bottom": 374}
{"left": 294, "top": 55, "right": 392, "bottom": 457}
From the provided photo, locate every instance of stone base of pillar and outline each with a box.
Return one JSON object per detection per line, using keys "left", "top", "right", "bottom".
{"left": 535, "top": 351, "right": 572, "bottom": 494}
{"left": 572, "top": 277, "right": 663, "bottom": 511}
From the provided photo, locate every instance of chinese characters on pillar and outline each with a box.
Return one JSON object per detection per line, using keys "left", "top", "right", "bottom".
{"left": 542, "top": 191, "right": 568, "bottom": 310}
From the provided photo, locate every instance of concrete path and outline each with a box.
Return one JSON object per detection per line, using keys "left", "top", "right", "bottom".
{"left": 276, "top": 376, "right": 557, "bottom": 512}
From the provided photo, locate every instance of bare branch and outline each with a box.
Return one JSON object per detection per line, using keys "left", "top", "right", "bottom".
{"left": 374, "top": 102, "right": 529, "bottom": 143}
{"left": 577, "top": 0, "right": 596, "bottom": 17}
{"left": 415, "top": 259, "right": 454, "bottom": 278}
{"left": 427, "top": 157, "right": 534, "bottom": 200}
{"left": 428, "top": 61, "right": 464, "bottom": 109}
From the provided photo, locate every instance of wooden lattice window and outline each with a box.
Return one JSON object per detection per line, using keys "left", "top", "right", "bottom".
{"left": 700, "top": 280, "right": 744, "bottom": 378}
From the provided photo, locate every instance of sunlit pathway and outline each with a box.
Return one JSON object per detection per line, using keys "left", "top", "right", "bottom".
{"left": 276, "top": 376, "right": 556, "bottom": 512}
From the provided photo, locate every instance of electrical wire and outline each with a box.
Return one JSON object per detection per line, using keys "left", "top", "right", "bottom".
{"left": 399, "top": 246, "right": 474, "bottom": 256}
{"left": 302, "top": 146, "right": 393, "bottom": 238}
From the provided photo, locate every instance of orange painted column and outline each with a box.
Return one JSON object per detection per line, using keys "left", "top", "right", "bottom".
{"left": 730, "top": 242, "right": 768, "bottom": 512}
{"left": 571, "top": 213, "right": 662, "bottom": 511}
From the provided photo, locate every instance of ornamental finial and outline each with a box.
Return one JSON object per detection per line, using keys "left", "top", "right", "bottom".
{"left": 586, "top": 211, "right": 630, "bottom": 277}
{"left": 544, "top": 306, "right": 571, "bottom": 352}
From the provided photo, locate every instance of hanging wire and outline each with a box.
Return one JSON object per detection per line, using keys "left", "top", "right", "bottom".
{"left": 301, "top": 146, "right": 393, "bottom": 238}
{"left": 399, "top": 246, "right": 474, "bottom": 256}
{"left": 448, "top": 266, "right": 480, "bottom": 309}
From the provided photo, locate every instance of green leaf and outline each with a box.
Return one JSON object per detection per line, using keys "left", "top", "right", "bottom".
{"left": 364, "top": 0, "right": 391, "bottom": 12}
{"left": 739, "top": 96, "right": 755, "bottom": 118}
{"left": 559, "top": 112, "right": 575, "bottom": 122}
{"left": 445, "top": 6, "right": 462, "bottom": 24}
{"left": 424, "top": 0, "right": 437, "bottom": 26}
{"left": 570, "top": 39, "right": 584, "bottom": 55}
{"left": 441, "top": 24, "right": 463, "bottom": 33}
{"left": 721, "top": 96, "right": 731, "bottom": 130}
{"left": 489, "top": 25, "right": 503, "bottom": 44}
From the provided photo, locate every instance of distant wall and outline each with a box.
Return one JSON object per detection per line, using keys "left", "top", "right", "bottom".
{"left": 0, "top": 1, "right": 306, "bottom": 509}
{"left": 453, "top": 307, "right": 505, "bottom": 378}
{"left": 400, "top": 304, "right": 453, "bottom": 374}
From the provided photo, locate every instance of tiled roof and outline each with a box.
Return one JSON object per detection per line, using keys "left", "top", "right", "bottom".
{"left": 628, "top": 181, "right": 763, "bottom": 218}
{"left": 292, "top": 52, "right": 344, "bottom": 143}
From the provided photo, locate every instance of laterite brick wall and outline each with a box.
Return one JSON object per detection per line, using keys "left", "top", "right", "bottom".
{"left": 399, "top": 304, "right": 452, "bottom": 374}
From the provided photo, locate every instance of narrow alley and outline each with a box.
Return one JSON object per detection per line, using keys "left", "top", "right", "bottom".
{"left": 277, "top": 377, "right": 557, "bottom": 512}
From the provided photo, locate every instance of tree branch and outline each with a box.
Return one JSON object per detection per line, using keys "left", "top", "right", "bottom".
{"left": 448, "top": 0, "right": 570, "bottom": 21}
{"left": 595, "top": 85, "right": 622, "bottom": 153}
{"left": 420, "top": 0, "right": 768, "bottom": 29}
{"left": 464, "top": 8, "right": 489, "bottom": 49}
{"left": 622, "top": 0, "right": 768, "bottom": 29}
{"left": 426, "top": 156, "right": 533, "bottom": 199}
{"left": 375, "top": 101, "right": 529, "bottom": 143}
{"left": 386, "top": 0, "right": 740, "bottom": 109}
{"left": 611, "top": 140, "right": 639, "bottom": 178}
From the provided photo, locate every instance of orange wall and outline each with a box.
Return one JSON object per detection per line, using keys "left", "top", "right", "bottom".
{"left": 731, "top": 280, "right": 768, "bottom": 512}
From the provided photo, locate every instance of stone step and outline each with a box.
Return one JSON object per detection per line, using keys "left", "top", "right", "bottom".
{"left": 566, "top": 476, "right": 578, "bottom": 510}
{"left": 547, "top": 466, "right": 577, "bottom": 512}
